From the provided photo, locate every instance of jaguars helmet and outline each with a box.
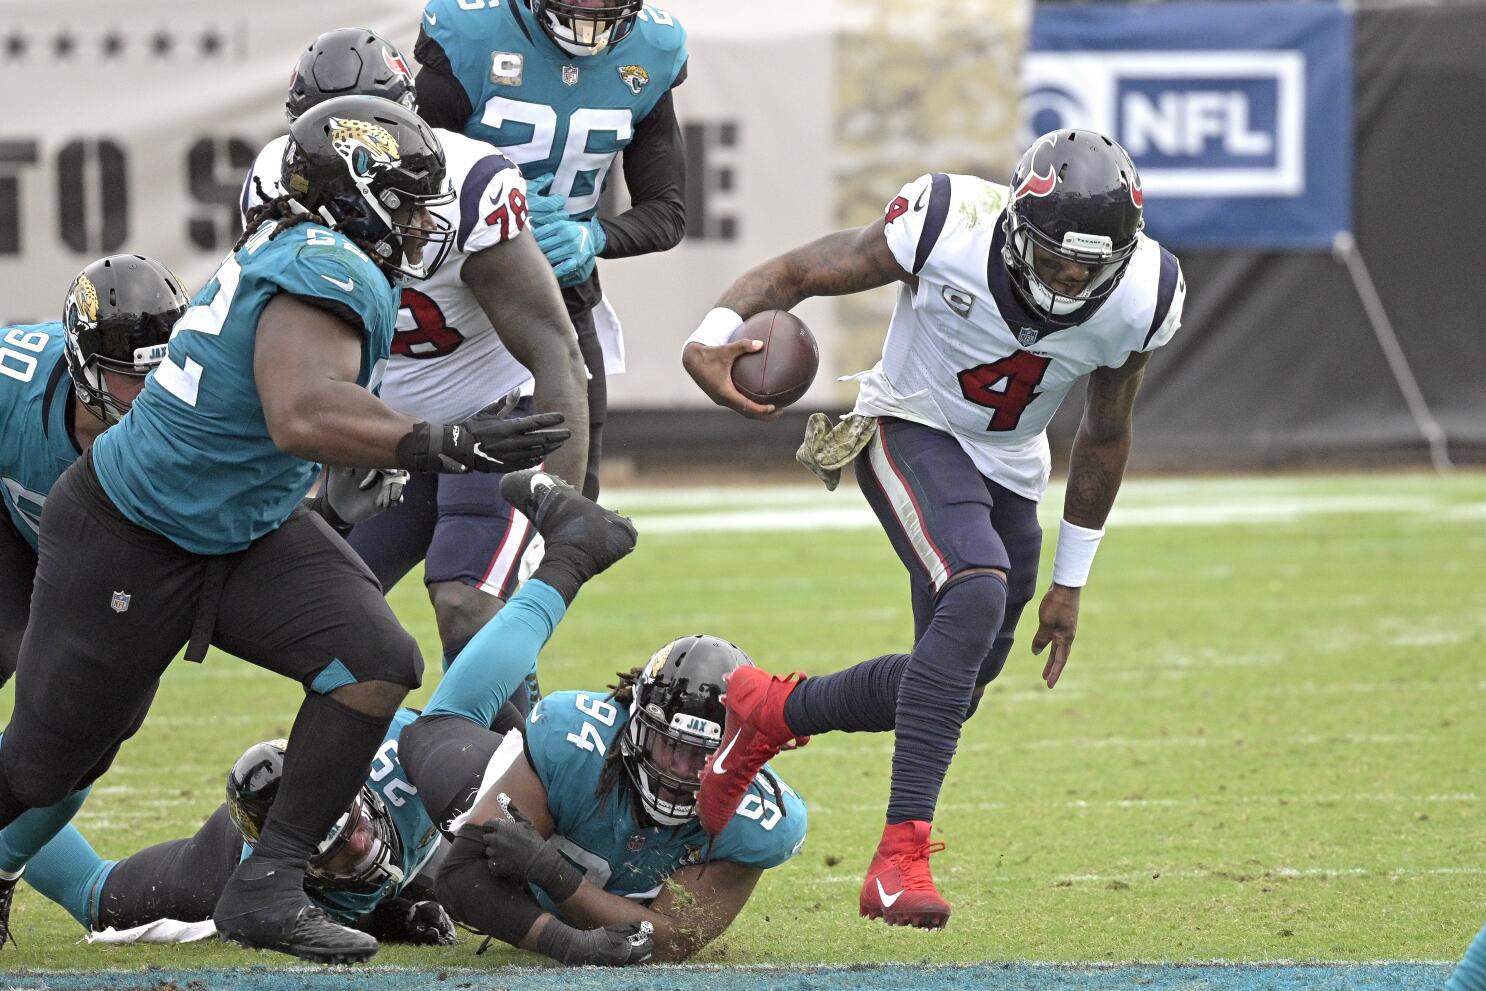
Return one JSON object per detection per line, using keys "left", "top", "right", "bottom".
{"left": 226, "top": 739, "right": 406, "bottom": 895}
{"left": 530, "top": 0, "right": 644, "bottom": 57}
{"left": 285, "top": 27, "right": 417, "bottom": 123}
{"left": 621, "top": 634, "right": 753, "bottom": 826}
{"left": 281, "top": 94, "right": 455, "bottom": 281}
{"left": 61, "top": 254, "right": 188, "bottom": 425}
{"left": 1002, "top": 129, "right": 1144, "bottom": 327}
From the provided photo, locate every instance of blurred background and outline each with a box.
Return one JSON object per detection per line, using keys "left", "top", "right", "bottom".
{"left": 0, "top": 0, "right": 1480, "bottom": 478}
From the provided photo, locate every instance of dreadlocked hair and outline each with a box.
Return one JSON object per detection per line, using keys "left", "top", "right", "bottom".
{"left": 594, "top": 665, "right": 644, "bottom": 807}
{"left": 233, "top": 177, "right": 322, "bottom": 252}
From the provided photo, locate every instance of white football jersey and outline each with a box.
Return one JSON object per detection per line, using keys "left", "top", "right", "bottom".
{"left": 851, "top": 172, "right": 1185, "bottom": 500}
{"left": 242, "top": 129, "right": 535, "bottom": 423}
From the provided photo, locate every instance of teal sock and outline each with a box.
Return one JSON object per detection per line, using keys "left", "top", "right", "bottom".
{"left": 1448, "top": 918, "right": 1486, "bottom": 990}
{"left": 0, "top": 785, "right": 90, "bottom": 874}
{"left": 422, "top": 579, "right": 566, "bottom": 727}
{"left": 20, "top": 823, "right": 113, "bottom": 929}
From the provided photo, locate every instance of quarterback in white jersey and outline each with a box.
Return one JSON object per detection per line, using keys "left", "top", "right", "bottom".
{"left": 683, "top": 130, "right": 1183, "bottom": 930}
{"left": 243, "top": 28, "right": 587, "bottom": 681}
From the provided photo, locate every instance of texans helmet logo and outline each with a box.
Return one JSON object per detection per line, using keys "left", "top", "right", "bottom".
{"left": 1129, "top": 172, "right": 1144, "bottom": 209}
{"left": 383, "top": 47, "right": 413, "bottom": 85}
{"left": 1013, "top": 132, "right": 1059, "bottom": 200}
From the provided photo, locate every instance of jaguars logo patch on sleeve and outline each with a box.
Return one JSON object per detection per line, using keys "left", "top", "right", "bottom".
{"left": 618, "top": 64, "right": 650, "bottom": 94}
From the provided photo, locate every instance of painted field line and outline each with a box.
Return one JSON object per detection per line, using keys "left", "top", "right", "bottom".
{"left": 845, "top": 733, "right": 1430, "bottom": 755}
{"left": 809, "top": 865, "right": 1486, "bottom": 886}
{"left": 0, "top": 962, "right": 1454, "bottom": 991}
{"left": 807, "top": 793, "right": 1477, "bottom": 816}
{"left": 620, "top": 496, "right": 1479, "bottom": 535}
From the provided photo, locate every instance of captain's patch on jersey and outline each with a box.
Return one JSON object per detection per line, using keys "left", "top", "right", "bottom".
{"left": 941, "top": 285, "right": 975, "bottom": 319}
{"left": 490, "top": 52, "right": 524, "bottom": 86}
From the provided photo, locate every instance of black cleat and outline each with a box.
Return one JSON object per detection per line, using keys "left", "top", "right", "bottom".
{"left": 0, "top": 870, "right": 19, "bottom": 949}
{"left": 499, "top": 469, "right": 637, "bottom": 576}
{"left": 214, "top": 858, "right": 377, "bottom": 964}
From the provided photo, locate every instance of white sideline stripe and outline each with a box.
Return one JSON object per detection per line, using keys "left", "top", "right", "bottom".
{"left": 808, "top": 793, "right": 1477, "bottom": 816}
{"left": 1047, "top": 866, "right": 1486, "bottom": 885}
{"left": 846, "top": 733, "right": 1430, "bottom": 755}
{"left": 616, "top": 495, "right": 1481, "bottom": 535}
{"left": 809, "top": 865, "right": 1486, "bottom": 886}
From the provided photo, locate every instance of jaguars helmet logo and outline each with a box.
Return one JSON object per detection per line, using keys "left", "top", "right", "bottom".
{"left": 618, "top": 64, "right": 650, "bottom": 95}
{"left": 65, "top": 274, "right": 99, "bottom": 331}
{"left": 327, "top": 117, "right": 401, "bottom": 181}
{"left": 641, "top": 641, "right": 672, "bottom": 682}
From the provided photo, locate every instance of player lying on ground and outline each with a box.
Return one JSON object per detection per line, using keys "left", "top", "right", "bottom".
{"left": 6, "top": 716, "right": 458, "bottom": 947}
{"left": 0, "top": 96, "right": 570, "bottom": 964}
{"left": 397, "top": 469, "right": 808, "bottom": 965}
{"left": 246, "top": 28, "right": 588, "bottom": 698}
{"left": 684, "top": 129, "right": 1185, "bottom": 929}
{"left": 0, "top": 255, "right": 187, "bottom": 942}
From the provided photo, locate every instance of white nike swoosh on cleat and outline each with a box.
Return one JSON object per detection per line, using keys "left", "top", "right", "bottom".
{"left": 321, "top": 274, "right": 355, "bottom": 292}
{"left": 425, "top": 11, "right": 437, "bottom": 25}
{"left": 876, "top": 879, "right": 903, "bottom": 908}
{"left": 711, "top": 730, "right": 740, "bottom": 774}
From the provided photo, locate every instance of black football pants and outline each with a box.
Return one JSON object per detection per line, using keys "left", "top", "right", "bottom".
{"left": 0, "top": 451, "right": 423, "bottom": 823}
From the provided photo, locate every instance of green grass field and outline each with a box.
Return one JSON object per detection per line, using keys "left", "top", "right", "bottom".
{"left": 0, "top": 472, "right": 1481, "bottom": 972}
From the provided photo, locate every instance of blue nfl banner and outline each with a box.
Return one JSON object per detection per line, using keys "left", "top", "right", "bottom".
{"left": 1023, "top": 2, "right": 1352, "bottom": 250}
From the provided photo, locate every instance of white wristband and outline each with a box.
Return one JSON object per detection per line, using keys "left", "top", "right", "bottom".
{"left": 683, "top": 307, "right": 744, "bottom": 353}
{"left": 1051, "top": 518, "right": 1104, "bottom": 588}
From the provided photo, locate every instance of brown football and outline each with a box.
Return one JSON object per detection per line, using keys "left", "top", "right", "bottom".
{"left": 729, "top": 310, "right": 819, "bottom": 408}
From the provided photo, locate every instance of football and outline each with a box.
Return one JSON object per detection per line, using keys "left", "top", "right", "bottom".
{"left": 729, "top": 310, "right": 820, "bottom": 408}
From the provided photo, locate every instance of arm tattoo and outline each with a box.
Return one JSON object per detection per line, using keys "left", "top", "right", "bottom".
{"left": 719, "top": 223, "right": 909, "bottom": 315}
{"left": 1063, "top": 354, "right": 1150, "bottom": 527}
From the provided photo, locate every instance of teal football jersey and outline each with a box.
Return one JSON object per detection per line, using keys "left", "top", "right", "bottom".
{"left": 0, "top": 325, "right": 80, "bottom": 550}
{"left": 92, "top": 221, "right": 397, "bottom": 554}
{"left": 525, "top": 690, "right": 807, "bottom": 912}
{"left": 422, "top": 0, "right": 687, "bottom": 218}
{"left": 242, "top": 708, "right": 441, "bottom": 924}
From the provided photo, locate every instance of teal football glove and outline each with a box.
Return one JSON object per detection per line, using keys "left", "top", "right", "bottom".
{"left": 524, "top": 174, "right": 567, "bottom": 224}
{"left": 534, "top": 216, "right": 606, "bottom": 287}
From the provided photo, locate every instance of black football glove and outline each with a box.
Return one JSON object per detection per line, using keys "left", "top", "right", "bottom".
{"left": 397, "top": 403, "right": 570, "bottom": 475}
{"left": 362, "top": 895, "right": 457, "bottom": 945}
{"left": 459, "top": 800, "right": 583, "bottom": 903}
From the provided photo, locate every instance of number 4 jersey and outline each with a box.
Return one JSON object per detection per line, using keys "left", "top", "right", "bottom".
{"left": 524, "top": 690, "right": 807, "bottom": 909}
{"left": 853, "top": 172, "right": 1186, "bottom": 501}
{"left": 243, "top": 130, "right": 534, "bottom": 424}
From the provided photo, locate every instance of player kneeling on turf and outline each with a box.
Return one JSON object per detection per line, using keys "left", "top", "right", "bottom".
{"left": 398, "top": 469, "right": 808, "bottom": 965}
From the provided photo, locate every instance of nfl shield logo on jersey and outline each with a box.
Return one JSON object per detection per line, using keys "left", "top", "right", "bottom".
{"left": 110, "top": 590, "right": 131, "bottom": 614}
{"left": 562, "top": 64, "right": 580, "bottom": 86}
{"left": 1016, "top": 326, "right": 1039, "bottom": 347}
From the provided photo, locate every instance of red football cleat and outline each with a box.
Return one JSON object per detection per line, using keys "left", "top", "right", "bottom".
{"left": 696, "top": 666, "right": 810, "bottom": 835}
{"left": 858, "top": 820, "right": 951, "bottom": 929}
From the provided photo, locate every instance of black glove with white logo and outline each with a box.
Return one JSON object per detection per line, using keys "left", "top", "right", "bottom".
{"left": 362, "top": 896, "right": 457, "bottom": 945}
{"left": 460, "top": 800, "right": 583, "bottom": 904}
{"left": 397, "top": 402, "right": 570, "bottom": 475}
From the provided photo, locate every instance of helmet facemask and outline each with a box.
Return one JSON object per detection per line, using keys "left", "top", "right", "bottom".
{"left": 620, "top": 696, "right": 721, "bottom": 827}
{"left": 1002, "top": 209, "right": 1139, "bottom": 326}
{"left": 308, "top": 787, "right": 406, "bottom": 894}
{"left": 531, "top": 0, "right": 643, "bottom": 57}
